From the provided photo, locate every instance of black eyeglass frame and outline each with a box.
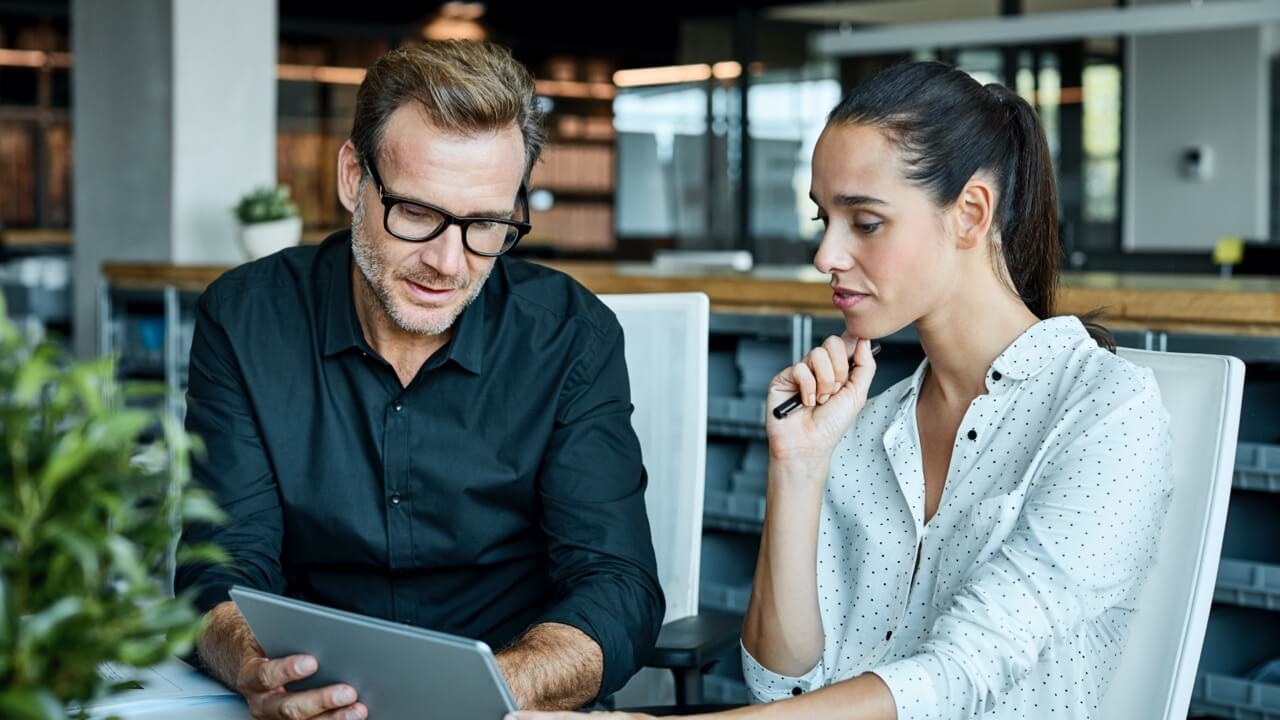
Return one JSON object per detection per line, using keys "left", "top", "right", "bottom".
{"left": 363, "top": 159, "right": 532, "bottom": 257}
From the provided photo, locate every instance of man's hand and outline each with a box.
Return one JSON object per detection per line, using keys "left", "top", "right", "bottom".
{"left": 236, "top": 654, "right": 367, "bottom": 720}
{"left": 198, "top": 601, "right": 367, "bottom": 720}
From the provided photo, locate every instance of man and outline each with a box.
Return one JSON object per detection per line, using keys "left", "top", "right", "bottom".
{"left": 175, "top": 40, "right": 664, "bottom": 720}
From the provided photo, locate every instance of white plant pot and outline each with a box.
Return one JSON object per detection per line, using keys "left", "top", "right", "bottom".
{"left": 240, "top": 217, "right": 302, "bottom": 260}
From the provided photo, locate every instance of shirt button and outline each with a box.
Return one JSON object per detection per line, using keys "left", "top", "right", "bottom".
{"left": 992, "top": 370, "right": 1002, "bottom": 381}
{"left": 791, "top": 687, "right": 803, "bottom": 696}
{"left": 967, "top": 429, "right": 978, "bottom": 441}
{"left": 390, "top": 493, "right": 402, "bottom": 505}
{"left": 393, "top": 402, "right": 403, "bottom": 412}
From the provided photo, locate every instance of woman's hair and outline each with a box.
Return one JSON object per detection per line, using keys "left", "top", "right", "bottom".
{"left": 827, "top": 61, "right": 1114, "bottom": 351}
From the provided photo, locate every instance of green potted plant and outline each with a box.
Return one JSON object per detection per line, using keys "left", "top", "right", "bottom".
{"left": 0, "top": 299, "right": 225, "bottom": 719}
{"left": 236, "top": 185, "right": 302, "bottom": 260}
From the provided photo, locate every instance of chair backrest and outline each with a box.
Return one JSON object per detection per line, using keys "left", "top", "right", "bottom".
{"left": 599, "top": 293, "right": 709, "bottom": 624}
{"left": 1100, "top": 349, "right": 1245, "bottom": 720}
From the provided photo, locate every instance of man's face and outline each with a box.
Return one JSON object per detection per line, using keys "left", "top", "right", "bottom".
{"left": 349, "top": 106, "right": 526, "bottom": 336}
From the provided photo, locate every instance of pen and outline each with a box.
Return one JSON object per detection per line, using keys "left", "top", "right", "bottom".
{"left": 771, "top": 342, "right": 882, "bottom": 420}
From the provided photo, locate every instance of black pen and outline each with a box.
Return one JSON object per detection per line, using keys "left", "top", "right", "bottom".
{"left": 771, "top": 343, "right": 882, "bottom": 420}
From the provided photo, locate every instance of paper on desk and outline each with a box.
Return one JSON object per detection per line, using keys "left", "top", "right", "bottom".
{"left": 72, "top": 659, "right": 240, "bottom": 718}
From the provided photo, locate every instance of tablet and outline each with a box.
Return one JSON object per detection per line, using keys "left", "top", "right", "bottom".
{"left": 229, "top": 586, "right": 518, "bottom": 720}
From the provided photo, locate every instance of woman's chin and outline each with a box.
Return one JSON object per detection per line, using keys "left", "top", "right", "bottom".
{"left": 843, "top": 315, "right": 910, "bottom": 342}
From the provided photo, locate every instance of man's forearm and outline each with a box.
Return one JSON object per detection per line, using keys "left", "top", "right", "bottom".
{"left": 196, "top": 601, "right": 263, "bottom": 690}
{"left": 496, "top": 622, "right": 603, "bottom": 711}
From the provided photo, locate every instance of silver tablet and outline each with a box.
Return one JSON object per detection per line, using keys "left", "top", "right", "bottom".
{"left": 229, "top": 586, "right": 518, "bottom": 720}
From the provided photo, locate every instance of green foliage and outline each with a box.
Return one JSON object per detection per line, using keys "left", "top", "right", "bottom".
{"left": 0, "top": 298, "right": 226, "bottom": 718}
{"left": 235, "top": 185, "right": 299, "bottom": 225}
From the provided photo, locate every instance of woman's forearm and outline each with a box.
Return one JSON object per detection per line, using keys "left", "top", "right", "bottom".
{"left": 741, "top": 458, "right": 830, "bottom": 677}
{"left": 718, "top": 671, "right": 899, "bottom": 720}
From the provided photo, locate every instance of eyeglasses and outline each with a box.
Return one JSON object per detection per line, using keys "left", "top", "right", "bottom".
{"left": 363, "top": 160, "right": 531, "bottom": 257}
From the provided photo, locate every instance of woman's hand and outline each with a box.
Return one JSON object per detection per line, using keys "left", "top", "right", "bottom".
{"left": 765, "top": 335, "right": 877, "bottom": 465}
{"left": 501, "top": 707, "right": 655, "bottom": 712}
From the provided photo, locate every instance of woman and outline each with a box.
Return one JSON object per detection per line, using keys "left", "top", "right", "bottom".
{"left": 515, "top": 61, "right": 1172, "bottom": 720}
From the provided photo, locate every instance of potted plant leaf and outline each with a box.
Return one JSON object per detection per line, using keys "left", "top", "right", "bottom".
{"left": 236, "top": 185, "right": 302, "bottom": 260}
{"left": 0, "top": 298, "right": 226, "bottom": 719}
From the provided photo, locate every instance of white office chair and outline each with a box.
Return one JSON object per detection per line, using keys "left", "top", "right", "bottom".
{"left": 599, "top": 293, "right": 739, "bottom": 709}
{"left": 1099, "top": 349, "right": 1245, "bottom": 720}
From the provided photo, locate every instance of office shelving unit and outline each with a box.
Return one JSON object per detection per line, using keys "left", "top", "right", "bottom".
{"left": 1189, "top": 343, "right": 1280, "bottom": 719}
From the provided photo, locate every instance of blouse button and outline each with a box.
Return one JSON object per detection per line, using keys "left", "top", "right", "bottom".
{"left": 992, "top": 370, "right": 1003, "bottom": 381}
{"left": 791, "top": 687, "right": 803, "bottom": 696}
{"left": 967, "top": 429, "right": 978, "bottom": 441}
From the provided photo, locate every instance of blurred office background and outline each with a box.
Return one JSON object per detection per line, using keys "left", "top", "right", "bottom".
{"left": 4, "top": 0, "right": 1276, "bottom": 352}
{"left": 4, "top": 2, "right": 1280, "bottom": 715}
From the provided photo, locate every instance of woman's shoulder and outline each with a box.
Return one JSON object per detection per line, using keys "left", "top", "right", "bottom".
{"left": 1057, "top": 337, "right": 1162, "bottom": 410}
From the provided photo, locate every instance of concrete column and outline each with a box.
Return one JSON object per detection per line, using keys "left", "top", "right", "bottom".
{"left": 72, "top": 0, "right": 276, "bottom": 356}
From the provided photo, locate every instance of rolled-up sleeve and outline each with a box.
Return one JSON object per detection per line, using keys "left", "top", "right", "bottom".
{"left": 873, "top": 376, "right": 1173, "bottom": 720}
{"left": 533, "top": 319, "right": 666, "bottom": 700}
{"left": 174, "top": 288, "right": 286, "bottom": 615}
{"left": 742, "top": 641, "right": 825, "bottom": 703}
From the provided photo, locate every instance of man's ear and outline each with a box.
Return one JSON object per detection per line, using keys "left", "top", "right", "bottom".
{"left": 337, "top": 140, "right": 363, "bottom": 214}
{"left": 952, "top": 176, "right": 996, "bottom": 250}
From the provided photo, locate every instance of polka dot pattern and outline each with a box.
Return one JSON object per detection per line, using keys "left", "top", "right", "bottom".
{"left": 742, "top": 316, "right": 1174, "bottom": 719}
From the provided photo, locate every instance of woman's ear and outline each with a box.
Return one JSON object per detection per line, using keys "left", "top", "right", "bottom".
{"left": 952, "top": 176, "right": 996, "bottom": 250}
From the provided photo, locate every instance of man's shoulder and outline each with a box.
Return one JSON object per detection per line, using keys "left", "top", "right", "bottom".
{"left": 199, "top": 239, "right": 331, "bottom": 314}
{"left": 496, "top": 256, "right": 619, "bottom": 340}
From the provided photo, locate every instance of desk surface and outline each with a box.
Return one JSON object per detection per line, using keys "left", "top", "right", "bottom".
{"left": 100, "top": 697, "right": 248, "bottom": 720}
{"left": 101, "top": 260, "right": 1280, "bottom": 336}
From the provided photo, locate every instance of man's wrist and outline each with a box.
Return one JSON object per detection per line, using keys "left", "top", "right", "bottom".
{"left": 495, "top": 622, "right": 602, "bottom": 711}
{"left": 197, "top": 601, "right": 261, "bottom": 691}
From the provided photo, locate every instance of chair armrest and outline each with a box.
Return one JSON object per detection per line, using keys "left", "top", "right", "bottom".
{"left": 646, "top": 610, "right": 742, "bottom": 670}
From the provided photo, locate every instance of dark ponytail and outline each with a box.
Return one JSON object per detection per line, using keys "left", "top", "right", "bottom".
{"left": 828, "top": 62, "right": 1115, "bottom": 352}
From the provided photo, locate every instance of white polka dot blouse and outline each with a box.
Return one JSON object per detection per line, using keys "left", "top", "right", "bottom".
{"left": 742, "top": 315, "right": 1174, "bottom": 720}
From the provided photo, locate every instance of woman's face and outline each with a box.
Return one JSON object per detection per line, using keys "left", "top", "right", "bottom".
{"left": 810, "top": 122, "right": 962, "bottom": 340}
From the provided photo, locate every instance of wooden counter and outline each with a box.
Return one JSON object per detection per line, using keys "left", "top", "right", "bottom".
{"left": 102, "top": 260, "right": 1280, "bottom": 337}
{"left": 3, "top": 228, "right": 72, "bottom": 248}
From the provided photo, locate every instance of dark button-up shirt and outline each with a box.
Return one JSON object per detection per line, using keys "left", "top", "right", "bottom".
{"left": 175, "top": 231, "right": 664, "bottom": 699}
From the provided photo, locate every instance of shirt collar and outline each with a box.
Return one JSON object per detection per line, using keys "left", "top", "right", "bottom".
{"left": 989, "top": 315, "right": 1088, "bottom": 381}
{"left": 895, "top": 315, "right": 1089, "bottom": 403}
{"left": 319, "top": 230, "right": 365, "bottom": 358}
{"left": 440, "top": 273, "right": 487, "bottom": 375}
{"left": 318, "top": 229, "right": 488, "bottom": 376}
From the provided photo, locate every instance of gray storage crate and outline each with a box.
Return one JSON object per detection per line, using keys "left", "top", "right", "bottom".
{"left": 699, "top": 581, "right": 752, "bottom": 614}
{"left": 735, "top": 338, "right": 792, "bottom": 398}
{"left": 1216, "top": 559, "right": 1280, "bottom": 612}
{"left": 731, "top": 443, "right": 769, "bottom": 494}
{"left": 705, "top": 675, "right": 751, "bottom": 705}
{"left": 731, "top": 470, "right": 767, "bottom": 495}
{"left": 708, "top": 349, "right": 739, "bottom": 398}
{"left": 1191, "top": 607, "right": 1280, "bottom": 719}
{"left": 1192, "top": 673, "right": 1280, "bottom": 719}
{"left": 705, "top": 442, "right": 744, "bottom": 494}
{"left": 700, "top": 530, "right": 758, "bottom": 615}
{"left": 703, "top": 489, "right": 766, "bottom": 533}
{"left": 1236, "top": 443, "right": 1280, "bottom": 492}
{"left": 708, "top": 396, "right": 766, "bottom": 426}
